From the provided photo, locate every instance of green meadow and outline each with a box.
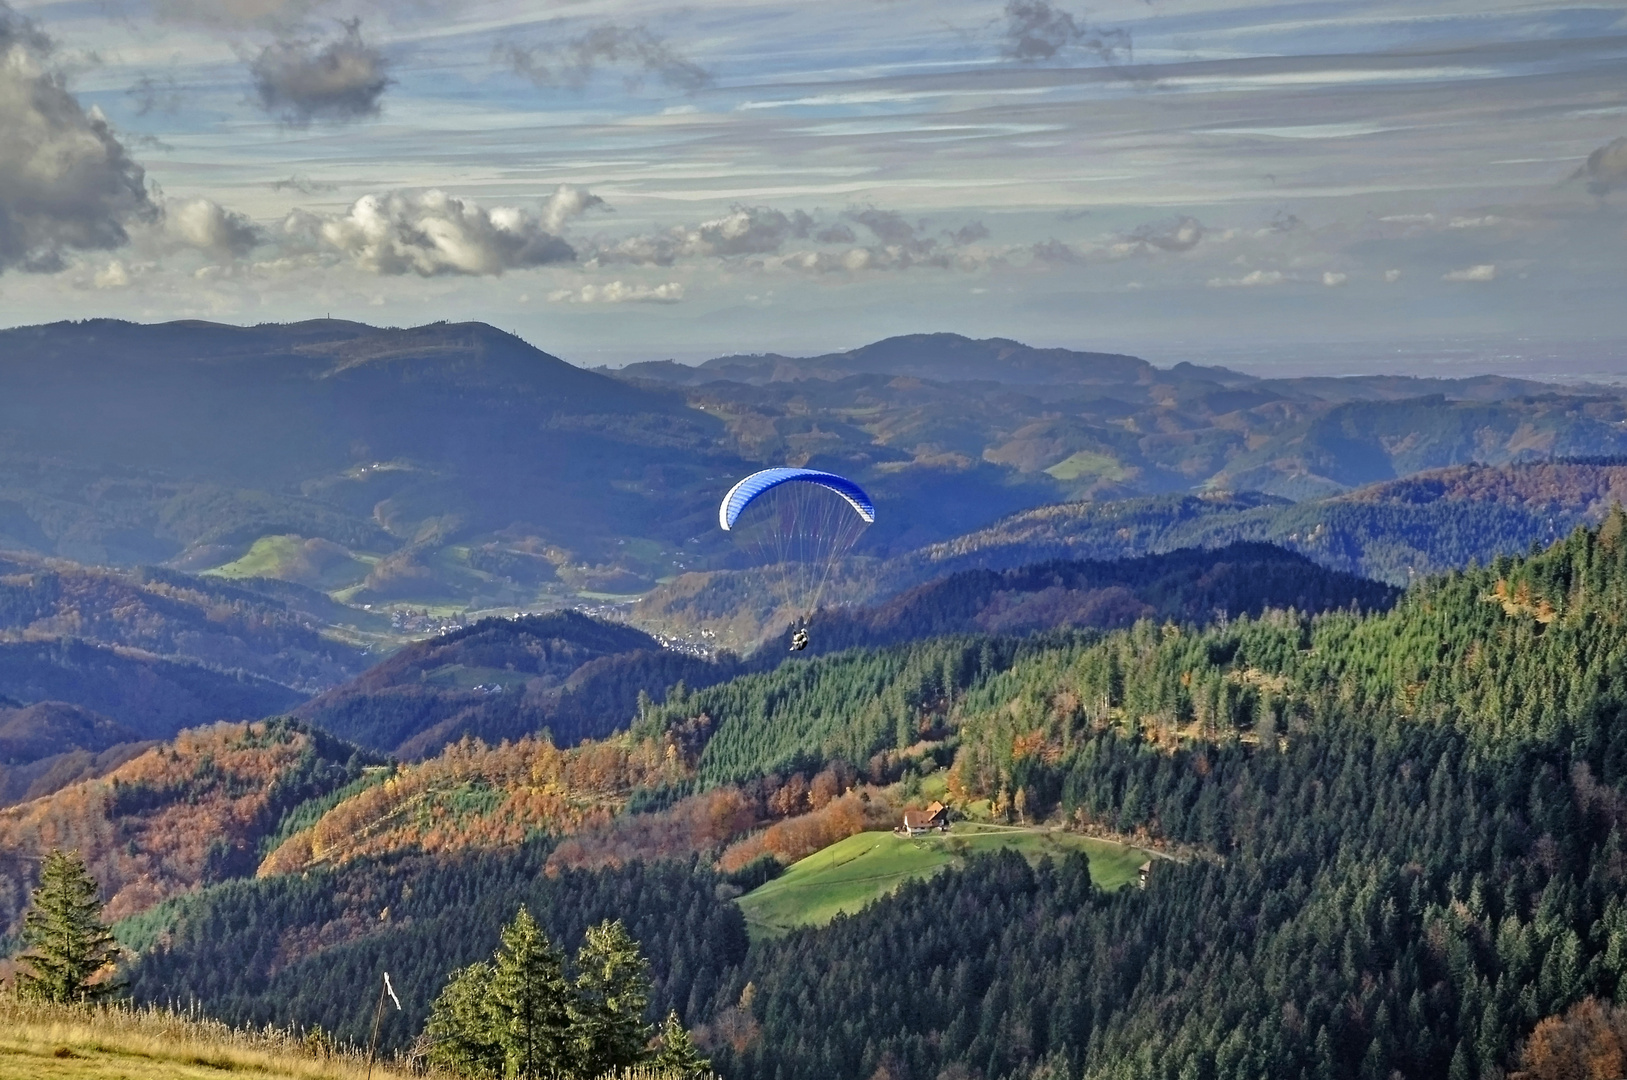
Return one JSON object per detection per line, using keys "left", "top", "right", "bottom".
{"left": 736, "top": 824, "right": 1154, "bottom": 939}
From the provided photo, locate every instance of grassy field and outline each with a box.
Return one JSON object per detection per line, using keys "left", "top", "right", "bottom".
{"left": 736, "top": 824, "right": 1155, "bottom": 938}
{"left": 208, "top": 534, "right": 374, "bottom": 592}
{"left": 0, "top": 998, "right": 414, "bottom": 1079}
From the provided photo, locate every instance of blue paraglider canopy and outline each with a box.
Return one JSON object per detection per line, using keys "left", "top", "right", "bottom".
{"left": 719, "top": 468, "right": 876, "bottom": 531}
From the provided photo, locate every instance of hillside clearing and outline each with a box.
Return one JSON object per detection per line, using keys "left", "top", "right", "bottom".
{"left": 0, "top": 999, "right": 412, "bottom": 1079}
{"left": 736, "top": 824, "right": 1154, "bottom": 938}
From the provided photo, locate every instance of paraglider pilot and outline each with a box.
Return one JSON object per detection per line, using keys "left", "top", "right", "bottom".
{"left": 790, "top": 627, "right": 809, "bottom": 652}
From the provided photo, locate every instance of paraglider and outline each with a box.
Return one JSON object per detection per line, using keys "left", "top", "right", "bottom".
{"left": 718, "top": 467, "right": 875, "bottom": 648}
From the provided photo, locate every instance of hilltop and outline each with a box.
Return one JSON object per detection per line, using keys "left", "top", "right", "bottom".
{"left": 295, "top": 610, "right": 734, "bottom": 758}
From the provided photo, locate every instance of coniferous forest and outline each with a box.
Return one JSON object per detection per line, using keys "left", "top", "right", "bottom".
{"left": 47, "top": 510, "right": 1623, "bottom": 1080}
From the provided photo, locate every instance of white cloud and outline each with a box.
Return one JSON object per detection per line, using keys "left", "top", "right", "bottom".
{"left": 166, "top": 197, "right": 261, "bottom": 259}
{"left": 541, "top": 185, "right": 607, "bottom": 233}
{"left": 293, "top": 190, "right": 575, "bottom": 277}
{"left": 1207, "top": 269, "right": 1284, "bottom": 288}
{"left": 93, "top": 260, "right": 130, "bottom": 288}
{"left": 1322, "top": 271, "right": 1347, "bottom": 286}
{"left": 1443, "top": 264, "right": 1496, "bottom": 282}
{"left": 1448, "top": 215, "right": 1503, "bottom": 229}
{"left": 1384, "top": 269, "right": 1402, "bottom": 283}
{"left": 547, "top": 280, "right": 684, "bottom": 304}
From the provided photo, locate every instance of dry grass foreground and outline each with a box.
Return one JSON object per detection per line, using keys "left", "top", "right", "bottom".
{"left": 0, "top": 997, "right": 417, "bottom": 1079}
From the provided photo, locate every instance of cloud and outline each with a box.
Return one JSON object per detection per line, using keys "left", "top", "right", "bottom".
{"left": 166, "top": 197, "right": 261, "bottom": 258}
{"left": 270, "top": 175, "right": 337, "bottom": 194}
{"left": 1569, "top": 136, "right": 1627, "bottom": 196}
{"left": 1124, "top": 215, "right": 1205, "bottom": 253}
{"left": 1384, "top": 269, "right": 1402, "bottom": 283}
{"left": 497, "top": 24, "right": 712, "bottom": 93}
{"left": 547, "top": 280, "right": 684, "bottom": 304}
{"left": 542, "top": 184, "right": 607, "bottom": 232}
{"left": 1268, "top": 211, "right": 1302, "bottom": 233}
{"left": 93, "top": 260, "right": 130, "bottom": 288}
{"left": 1443, "top": 264, "right": 1496, "bottom": 282}
{"left": 249, "top": 19, "right": 391, "bottom": 126}
{"left": 1000, "top": 0, "right": 1129, "bottom": 65}
{"left": 591, "top": 204, "right": 989, "bottom": 274}
{"left": 1029, "top": 239, "right": 1084, "bottom": 264}
{"left": 128, "top": 71, "right": 183, "bottom": 116}
{"left": 1322, "top": 271, "right": 1347, "bottom": 286}
{"left": 594, "top": 204, "right": 803, "bottom": 266}
{"left": 0, "top": 4, "right": 156, "bottom": 273}
{"left": 293, "top": 189, "right": 576, "bottom": 276}
{"left": 1207, "top": 269, "right": 1284, "bottom": 288}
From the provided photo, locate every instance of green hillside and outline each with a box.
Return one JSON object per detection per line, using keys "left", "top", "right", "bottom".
{"left": 736, "top": 825, "right": 1151, "bottom": 937}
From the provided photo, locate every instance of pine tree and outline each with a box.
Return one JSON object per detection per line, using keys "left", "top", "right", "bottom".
{"left": 571, "top": 919, "right": 654, "bottom": 1078}
{"left": 15, "top": 849, "right": 122, "bottom": 1004}
{"left": 493, "top": 906, "right": 573, "bottom": 1080}
{"left": 652, "top": 1011, "right": 712, "bottom": 1079}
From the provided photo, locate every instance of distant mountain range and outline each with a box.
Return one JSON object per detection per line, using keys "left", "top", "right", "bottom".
{"left": 0, "top": 320, "right": 1624, "bottom": 625}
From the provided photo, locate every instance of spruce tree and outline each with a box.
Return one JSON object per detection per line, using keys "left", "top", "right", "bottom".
{"left": 570, "top": 919, "right": 653, "bottom": 1077}
{"left": 14, "top": 849, "right": 121, "bottom": 1004}
{"left": 492, "top": 906, "right": 573, "bottom": 1080}
{"left": 426, "top": 961, "right": 505, "bottom": 1080}
{"left": 652, "top": 1011, "right": 711, "bottom": 1079}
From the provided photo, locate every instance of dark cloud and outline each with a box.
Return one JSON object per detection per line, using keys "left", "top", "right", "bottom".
{"left": 1268, "top": 210, "right": 1302, "bottom": 233}
{"left": 0, "top": 3, "right": 156, "bottom": 273}
{"left": 1127, "top": 215, "right": 1204, "bottom": 252}
{"left": 1571, "top": 136, "right": 1627, "bottom": 197}
{"left": 292, "top": 189, "right": 576, "bottom": 276}
{"left": 847, "top": 206, "right": 924, "bottom": 247}
{"left": 1030, "top": 239, "right": 1084, "bottom": 264}
{"left": 815, "top": 223, "right": 856, "bottom": 244}
{"left": 127, "top": 72, "right": 183, "bottom": 116}
{"left": 497, "top": 24, "right": 712, "bottom": 93}
{"left": 249, "top": 19, "right": 391, "bottom": 126}
{"left": 270, "top": 174, "right": 338, "bottom": 194}
{"left": 1000, "top": 0, "right": 1129, "bottom": 64}
{"left": 1056, "top": 208, "right": 1092, "bottom": 221}
{"left": 947, "top": 221, "right": 989, "bottom": 245}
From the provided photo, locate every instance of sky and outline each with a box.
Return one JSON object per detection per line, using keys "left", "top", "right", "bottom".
{"left": 2, "top": 0, "right": 1626, "bottom": 372}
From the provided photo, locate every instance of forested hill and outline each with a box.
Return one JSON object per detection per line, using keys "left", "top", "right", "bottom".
{"left": 649, "top": 511, "right": 1627, "bottom": 1080}
{"left": 296, "top": 610, "right": 733, "bottom": 758}
{"left": 784, "top": 541, "right": 1396, "bottom": 653}
{"left": 898, "top": 458, "right": 1627, "bottom": 587}
{"left": 0, "top": 718, "right": 373, "bottom": 943}
{"left": 112, "top": 512, "right": 1627, "bottom": 1080}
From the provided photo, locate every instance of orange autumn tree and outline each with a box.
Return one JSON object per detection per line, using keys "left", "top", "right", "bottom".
{"left": 1512, "top": 998, "right": 1627, "bottom": 1080}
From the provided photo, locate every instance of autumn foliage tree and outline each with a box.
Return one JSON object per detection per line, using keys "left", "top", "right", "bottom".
{"left": 1512, "top": 998, "right": 1627, "bottom": 1080}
